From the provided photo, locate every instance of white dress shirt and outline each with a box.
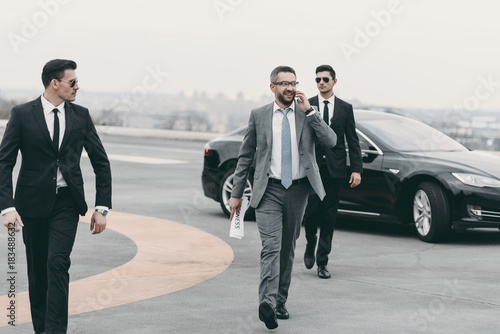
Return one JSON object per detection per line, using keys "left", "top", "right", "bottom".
{"left": 41, "top": 94, "right": 67, "bottom": 188}
{"left": 318, "top": 94, "right": 335, "bottom": 126}
{"left": 1, "top": 96, "right": 109, "bottom": 216}
{"left": 269, "top": 102, "right": 306, "bottom": 181}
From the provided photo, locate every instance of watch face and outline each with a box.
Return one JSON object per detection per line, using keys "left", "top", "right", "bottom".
{"left": 96, "top": 209, "right": 108, "bottom": 216}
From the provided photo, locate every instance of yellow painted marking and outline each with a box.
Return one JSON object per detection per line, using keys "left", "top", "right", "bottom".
{"left": 1, "top": 210, "right": 234, "bottom": 326}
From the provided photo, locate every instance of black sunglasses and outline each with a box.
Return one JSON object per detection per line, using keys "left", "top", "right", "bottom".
{"left": 57, "top": 78, "right": 78, "bottom": 88}
{"left": 315, "top": 77, "right": 331, "bottom": 83}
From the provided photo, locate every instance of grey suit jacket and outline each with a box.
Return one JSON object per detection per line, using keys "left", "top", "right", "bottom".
{"left": 231, "top": 101, "right": 337, "bottom": 208}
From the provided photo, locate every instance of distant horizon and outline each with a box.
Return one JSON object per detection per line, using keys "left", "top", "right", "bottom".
{"left": 1, "top": 86, "right": 499, "bottom": 114}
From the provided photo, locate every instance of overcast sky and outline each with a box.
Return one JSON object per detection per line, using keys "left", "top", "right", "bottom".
{"left": 1, "top": 0, "right": 499, "bottom": 111}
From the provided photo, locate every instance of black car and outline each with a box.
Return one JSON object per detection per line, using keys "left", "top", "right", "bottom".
{"left": 202, "top": 110, "right": 500, "bottom": 243}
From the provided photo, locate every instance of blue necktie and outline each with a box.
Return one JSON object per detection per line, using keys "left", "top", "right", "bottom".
{"left": 280, "top": 108, "right": 292, "bottom": 189}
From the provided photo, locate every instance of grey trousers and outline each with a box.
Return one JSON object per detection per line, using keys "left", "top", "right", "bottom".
{"left": 255, "top": 181, "right": 310, "bottom": 308}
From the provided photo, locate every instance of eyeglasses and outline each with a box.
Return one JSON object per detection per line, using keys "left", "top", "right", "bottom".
{"left": 57, "top": 78, "right": 78, "bottom": 88}
{"left": 315, "top": 77, "right": 331, "bottom": 83}
{"left": 272, "top": 81, "right": 299, "bottom": 87}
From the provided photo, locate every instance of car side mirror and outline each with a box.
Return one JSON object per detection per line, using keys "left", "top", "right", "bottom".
{"left": 361, "top": 150, "right": 379, "bottom": 163}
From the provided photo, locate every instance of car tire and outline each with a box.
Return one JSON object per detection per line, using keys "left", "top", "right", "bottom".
{"left": 412, "top": 181, "right": 451, "bottom": 243}
{"left": 219, "top": 168, "right": 254, "bottom": 219}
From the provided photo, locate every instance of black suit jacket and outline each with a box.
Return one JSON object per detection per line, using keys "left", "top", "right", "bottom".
{"left": 0, "top": 97, "right": 112, "bottom": 218}
{"left": 310, "top": 95, "right": 363, "bottom": 178}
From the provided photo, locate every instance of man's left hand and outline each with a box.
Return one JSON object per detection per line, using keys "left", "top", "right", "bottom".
{"left": 91, "top": 211, "right": 107, "bottom": 235}
{"left": 295, "top": 90, "right": 311, "bottom": 112}
{"left": 349, "top": 172, "right": 361, "bottom": 188}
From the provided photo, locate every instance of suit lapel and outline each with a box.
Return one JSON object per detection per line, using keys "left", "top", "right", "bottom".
{"left": 60, "top": 101, "right": 74, "bottom": 151}
{"left": 332, "top": 96, "right": 342, "bottom": 124}
{"left": 294, "top": 101, "right": 305, "bottom": 145}
{"left": 264, "top": 103, "right": 273, "bottom": 148}
{"left": 310, "top": 95, "right": 319, "bottom": 108}
{"left": 31, "top": 97, "right": 54, "bottom": 150}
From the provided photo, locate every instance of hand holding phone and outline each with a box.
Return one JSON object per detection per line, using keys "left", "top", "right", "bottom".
{"left": 295, "top": 90, "right": 311, "bottom": 112}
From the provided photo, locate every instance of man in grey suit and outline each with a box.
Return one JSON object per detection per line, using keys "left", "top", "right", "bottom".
{"left": 229, "top": 65, "right": 337, "bottom": 329}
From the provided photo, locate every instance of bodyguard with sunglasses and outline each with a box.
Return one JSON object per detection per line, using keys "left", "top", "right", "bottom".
{"left": 302, "top": 64, "right": 362, "bottom": 279}
{"left": 0, "top": 59, "right": 112, "bottom": 334}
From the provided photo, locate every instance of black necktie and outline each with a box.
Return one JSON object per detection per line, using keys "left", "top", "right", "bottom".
{"left": 52, "top": 108, "right": 60, "bottom": 151}
{"left": 323, "top": 100, "right": 330, "bottom": 125}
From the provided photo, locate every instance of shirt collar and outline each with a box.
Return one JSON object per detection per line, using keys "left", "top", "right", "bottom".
{"left": 41, "top": 94, "right": 65, "bottom": 116}
{"left": 273, "top": 101, "right": 295, "bottom": 113}
{"left": 318, "top": 93, "right": 335, "bottom": 105}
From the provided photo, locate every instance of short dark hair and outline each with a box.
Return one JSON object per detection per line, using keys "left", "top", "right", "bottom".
{"left": 270, "top": 65, "right": 296, "bottom": 82}
{"left": 41, "top": 59, "right": 77, "bottom": 88}
{"left": 315, "top": 64, "right": 336, "bottom": 80}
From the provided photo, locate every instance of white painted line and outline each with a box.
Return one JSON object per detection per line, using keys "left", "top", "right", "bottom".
{"left": 105, "top": 142, "right": 201, "bottom": 155}
{"left": 82, "top": 152, "right": 187, "bottom": 165}
{"left": 108, "top": 154, "right": 188, "bottom": 165}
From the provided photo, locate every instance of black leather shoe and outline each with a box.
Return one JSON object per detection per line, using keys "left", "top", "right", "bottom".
{"left": 276, "top": 304, "right": 289, "bottom": 319}
{"left": 259, "top": 302, "right": 278, "bottom": 329}
{"left": 318, "top": 265, "right": 331, "bottom": 279}
{"left": 304, "top": 237, "right": 317, "bottom": 269}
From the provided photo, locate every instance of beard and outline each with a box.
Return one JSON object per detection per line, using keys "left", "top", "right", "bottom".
{"left": 277, "top": 90, "right": 295, "bottom": 106}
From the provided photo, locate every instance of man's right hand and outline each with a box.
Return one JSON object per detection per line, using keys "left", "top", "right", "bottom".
{"left": 229, "top": 197, "right": 242, "bottom": 221}
{"left": 2, "top": 211, "right": 24, "bottom": 232}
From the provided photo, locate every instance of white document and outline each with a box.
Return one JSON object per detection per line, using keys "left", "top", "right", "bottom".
{"left": 229, "top": 197, "right": 249, "bottom": 239}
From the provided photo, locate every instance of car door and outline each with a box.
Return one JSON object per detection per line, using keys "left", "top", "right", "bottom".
{"left": 339, "top": 131, "right": 398, "bottom": 221}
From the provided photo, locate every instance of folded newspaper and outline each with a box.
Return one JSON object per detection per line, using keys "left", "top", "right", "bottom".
{"left": 229, "top": 197, "right": 249, "bottom": 239}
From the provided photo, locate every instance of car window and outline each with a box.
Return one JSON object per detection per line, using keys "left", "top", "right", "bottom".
{"left": 359, "top": 136, "right": 374, "bottom": 151}
{"left": 361, "top": 117, "right": 467, "bottom": 152}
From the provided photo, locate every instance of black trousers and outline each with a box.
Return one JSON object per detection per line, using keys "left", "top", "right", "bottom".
{"left": 303, "top": 164, "right": 342, "bottom": 266}
{"left": 21, "top": 188, "right": 79, "bottom": 334}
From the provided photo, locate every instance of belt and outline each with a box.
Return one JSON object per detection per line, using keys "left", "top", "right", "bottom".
{"left": 268, "top": 177, "right": 309, "bottom": 186}
{"left": 56, "top": 186, "right": 70, "bottom": 195}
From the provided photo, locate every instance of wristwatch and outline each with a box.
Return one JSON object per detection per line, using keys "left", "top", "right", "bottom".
{"left": 305, "top": 107, "right": 314, "bottom": 115}
{"left": 95, "top": 208, "right": 109, "bottom": 216}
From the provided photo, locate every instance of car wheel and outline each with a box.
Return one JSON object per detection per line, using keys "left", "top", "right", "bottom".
{"left": 412, "top": 181, "right": 451, "bottom": 243}
{"left": 219, "top": 168, "right": 253, "bottom": 218}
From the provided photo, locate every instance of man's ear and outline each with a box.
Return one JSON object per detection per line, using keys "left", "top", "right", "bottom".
{"left": 270, "top": 83, "right": 276, "bottom": 93}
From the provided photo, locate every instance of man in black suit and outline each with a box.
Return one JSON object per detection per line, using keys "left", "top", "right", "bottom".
{"left": 0, "top": 59, "right": 112, "bottom": 334}
{"left": 303, "top": 64, "right": 362, "bottom": 279}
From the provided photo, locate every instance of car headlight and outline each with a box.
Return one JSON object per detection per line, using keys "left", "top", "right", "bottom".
{"left": 452, "top": 173, "right": 500, "bottom": 188}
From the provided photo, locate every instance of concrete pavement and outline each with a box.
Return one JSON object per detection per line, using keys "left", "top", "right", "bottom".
{"left": 1, "top": 132, "right": 500, "bottom": 334}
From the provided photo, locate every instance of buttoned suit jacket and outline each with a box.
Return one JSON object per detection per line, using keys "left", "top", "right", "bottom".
{"left": 0, "top": 97, "right": 112, "bottom": 218}
{"left": 231, "top": 101, "right": 337, "bottom": 208}
{"left": 310, "top": 95, "right": 362, "bottom": 178}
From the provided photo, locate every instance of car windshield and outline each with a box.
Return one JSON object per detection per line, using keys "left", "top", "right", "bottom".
{"left": 361, "top": 116, "right": 468, "bottom": 152}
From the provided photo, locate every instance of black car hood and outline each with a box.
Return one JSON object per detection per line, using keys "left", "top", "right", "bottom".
{"left": 405, "top": 151, "right": 500, "bottom": 179}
